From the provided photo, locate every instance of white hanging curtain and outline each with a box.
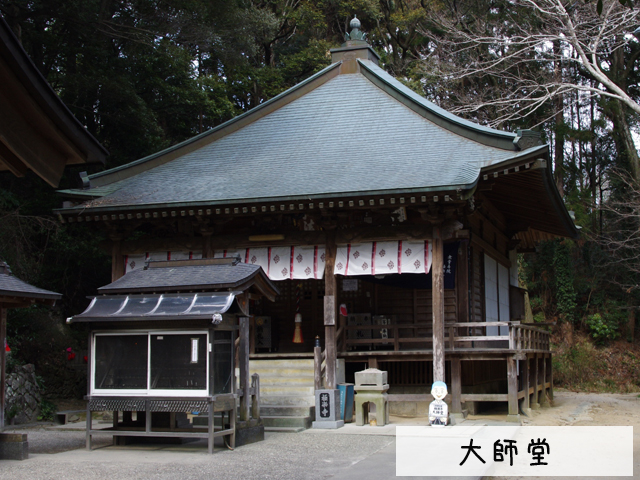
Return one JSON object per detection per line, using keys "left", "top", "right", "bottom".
{"left": 125, "top": 241, "right": 429, "bottom": 281}
{"left": 245, "top": 247, "right": 270, "bottom": 276}
{"left": 269, "top": 246, "right": 292, "bottom": 280}
{"left": 334, "top": 241, "right": 431, "bottom": 276}
{"left": 291, "top": 245, "right": 326, "bottom": 280}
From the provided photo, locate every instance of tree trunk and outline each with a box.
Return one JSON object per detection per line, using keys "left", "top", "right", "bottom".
{"left": 553, "top": 42, "right": 564, "bottom": 197}
{"left": 611, "top": 101, "right": 640, "bottom": 182}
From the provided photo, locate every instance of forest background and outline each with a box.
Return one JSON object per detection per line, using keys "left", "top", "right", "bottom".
{"left": 1, "top": 0, "right": 640, "bottom": 407}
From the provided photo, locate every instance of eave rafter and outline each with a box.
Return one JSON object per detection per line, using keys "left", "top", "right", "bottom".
{"left": 58, "top": 191, "right": 468, "bottom": 226}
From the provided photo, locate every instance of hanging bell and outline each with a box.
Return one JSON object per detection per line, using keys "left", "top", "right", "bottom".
{"left": 292, "top": 312, "right": 304, "bottom": 344}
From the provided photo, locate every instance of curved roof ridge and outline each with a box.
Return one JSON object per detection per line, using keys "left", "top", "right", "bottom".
{"left": 357, "top": 59, "right": 517, "bottom": 149}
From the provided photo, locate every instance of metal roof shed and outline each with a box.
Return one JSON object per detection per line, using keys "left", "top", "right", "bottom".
{"left": 69, "top": 258, "right": 278, "bottom": 453}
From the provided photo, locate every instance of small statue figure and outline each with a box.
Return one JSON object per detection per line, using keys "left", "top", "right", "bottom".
{"left": 428, "top": 381, "right": 449, "bottom": 427}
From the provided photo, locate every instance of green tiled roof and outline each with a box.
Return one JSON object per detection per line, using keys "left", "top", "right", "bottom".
{"left": 57, "top": 58, "right": 545, "bottom": 214}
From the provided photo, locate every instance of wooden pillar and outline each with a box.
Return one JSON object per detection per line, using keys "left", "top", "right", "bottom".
{"left": 450, "top": 357, "right": 462, "bottom": 414}
{"left": 507, "top": 356, "right": 519, "bottom": 418}
{"left": 532, "top": 353, "right": 540, "bottom": 409}
{"left": 201, "top": 230, "right": 214, "bottom": 259}
{"left": 456, "top": 241, "right": 469, "bottom": 323}
{"left": 85, "top": 400, "right": 92, "bottom": 450}
{"left": 239, "top": 316, "right": 250, "bottom": 421}
{"left": 432, "top": 225, "right": 445, "bottom": 382}
{"left": 547, "top": 354, "right": 554, "bottom": 400}
{"left": 110, "top": 236, "right": 125, "bottom": 281}
{"left": 520, "top": 355, "right": 530, "bottom": 414}
{"left": 313, "top": 345, "right": 323, "bottom": 390}
{"left": 0, "top": 307, "right": 6, "bottom": 430}
{"left": 324, "top": 231, "right": 337, "bottom": 389}
{"left": 540, "top": 353, "right": 550, "bottom": 407}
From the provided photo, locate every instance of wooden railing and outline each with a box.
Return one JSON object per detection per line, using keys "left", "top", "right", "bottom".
{"left": 509, "top": 323, "right": 551, "bottom": 351}
{"left": 341, "top": 321, "right": 550, "bottom": 352}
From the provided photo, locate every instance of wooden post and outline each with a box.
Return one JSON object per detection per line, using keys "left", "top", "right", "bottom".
{"left": 239, "top": 316, "right": 250, "bottom": 421}
{"left": 314, "top": 345, "right": 322, "bottom": 390}
{"left": 202, "top": 230, "right": 214, "bottom": 258}
{"left": 324, "top": 231, "right": 337, "bottom": 389}
{"left": 86, "top": 400, "right": 92, "bottom": 450}
{"left": 1, "top": 307, "right": 7, "bottom": 430}
{"left": 432, "top": 225, "right": 445, "bottom": 382}
{"left": 251, "top": 373, "right": 260, "bottom": 419}
{"left": 249, "top": 316, "right": 256, "bottom": 355}
{"left": 547, "top": 354, "right": 554, "bottom": 400}
{"left": 520, "top": 355, "right": 530, "bottom": 414}
{"left": 110, "top": 236, "right": 125, "bottom": 281}
{"left": 507, "top": 356, "right": 519, "bottom": 419}
{"left": 540, "top": 353, "right": 550, "bottom": 407}
{"left": 450, "top": 357, "right": 462, "bottom": 415}
{"left": 208, "top": 398, "right": 214, "bottom": 454}
{"left": 456, "top": 241, "right": 469, "bottom": 324}
{"left": 532, "top": 353, "right": 540, "bottom": 409}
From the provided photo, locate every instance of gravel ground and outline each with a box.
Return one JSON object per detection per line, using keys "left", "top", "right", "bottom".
{"left": 2, "top": 425, "right": 112, "bottom": 454}
{"left": 0, "top": 427, "right": 396, "bottom": 480}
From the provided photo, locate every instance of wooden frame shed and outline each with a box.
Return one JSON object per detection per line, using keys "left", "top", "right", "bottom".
{"left": 57, "top": 21, "right": 577, "bottom": 424}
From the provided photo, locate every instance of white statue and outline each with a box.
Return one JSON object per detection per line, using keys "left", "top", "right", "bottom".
{"left": 429, "top": 381, "right": 449, "bottom": 427}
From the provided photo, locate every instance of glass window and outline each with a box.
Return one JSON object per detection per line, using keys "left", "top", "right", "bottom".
{"left": 150, "top": 334, "right": 207, "bottom": 390}
{"left": 94, "top": 335, "right": 148, "bottom": 389}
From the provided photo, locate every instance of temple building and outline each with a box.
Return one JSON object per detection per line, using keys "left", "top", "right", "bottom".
{"left": 57, "top": 18, "right": 576, "bottom": 432}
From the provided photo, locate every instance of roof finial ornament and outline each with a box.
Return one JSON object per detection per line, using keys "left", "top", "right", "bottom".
{"left": 345, "top": 15, "right": 366, "bottom": 43}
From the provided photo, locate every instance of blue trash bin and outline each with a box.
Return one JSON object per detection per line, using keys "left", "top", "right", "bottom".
{"left": 338, "top": 383, "right": 354, "bottom": 423}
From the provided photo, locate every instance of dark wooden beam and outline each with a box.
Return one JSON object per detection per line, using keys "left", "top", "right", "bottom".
{"left": 432, "top": 225, "right": 445, "bottom": 383}
{"left": 239, "top": 317, "right": 250, "bottom": 421}
{"left": 471, "top": 235, "right": 511, "bottom": 268}
{"left": 507, "top": 356, "right": 519, "bottom": 417}
{"left": 0, "top": 137, "right": 28, "bottom": 177}
{"left": 324, "top": 230, "right": 337, "bottom": 389}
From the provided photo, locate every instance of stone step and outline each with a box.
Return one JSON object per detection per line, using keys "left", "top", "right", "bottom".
{"left": 257, "top": 376, "right": 314, "bottom": 387}
{"left": 261, "top": 385, "right": 315, "bottom": 396}
{"left": 261, "top": 394, "right": 315, "bottom": 407}
{"left": 264, "top": 426, "right": 306, "bottom": 433}
{"left": 249, "top": 367, "right": 315, "bottom": 377}
{"left": 261, "top": 405, "right": 315, "bottom": 417}
{"left": 250, "top": 359, "right": 314, "bottom": 368}
{"left": 261, "top": 415, "right": 312, "bottom": 429}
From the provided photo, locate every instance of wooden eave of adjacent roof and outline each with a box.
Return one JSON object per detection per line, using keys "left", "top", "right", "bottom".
{"left": 0, "top": 296, "right": 57, "bottom": 308}
{"left": 479, "top": 152, "right": 578, "bottom": 243}
{"left": 0, "top": 264, "right": 62, "bottom": 308}
{"left": 0, "top": 16, "right": 107, "bottom": 187}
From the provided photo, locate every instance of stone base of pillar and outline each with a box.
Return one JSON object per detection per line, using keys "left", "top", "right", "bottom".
{"left": 312, "top": 420, "right": 344, "bottom": 429}
{"left": 449, "top": 411, "right": 467, "bottom": 425}
{"left": 506, "top": 414, "right": 521, "bottom": 424}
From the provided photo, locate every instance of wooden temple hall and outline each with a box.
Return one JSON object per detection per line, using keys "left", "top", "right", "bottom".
{"left": 58, "top": 17, "right": 577, "bottom": 433}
